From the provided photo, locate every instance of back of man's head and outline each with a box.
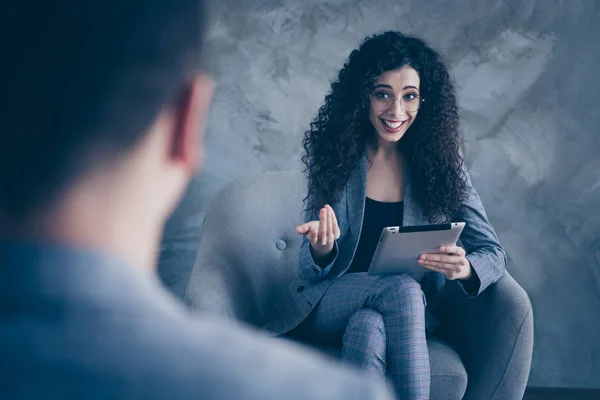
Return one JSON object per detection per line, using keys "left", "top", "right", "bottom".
{"left": 0, "top": 1, "right": 207, "bottom": 223}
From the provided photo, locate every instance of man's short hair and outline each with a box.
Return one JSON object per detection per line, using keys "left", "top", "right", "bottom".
{"left": 0, "top": 1, "right": 206, "bottom": 220}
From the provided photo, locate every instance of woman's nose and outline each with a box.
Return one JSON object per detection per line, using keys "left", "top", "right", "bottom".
{"left": 387, "top": 98, "right": 406, "bottom": 118}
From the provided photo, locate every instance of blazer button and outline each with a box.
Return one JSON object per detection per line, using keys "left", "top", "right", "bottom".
{"left": 276, "top": 240, "right": 287, "bottom": 251}
{"left": 296, "top": 285, "right": 305, "bottom": 293}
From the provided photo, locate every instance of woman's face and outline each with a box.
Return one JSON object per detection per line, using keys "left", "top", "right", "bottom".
{"left": 368, "top": 66, "right": 421, "bottom": 144}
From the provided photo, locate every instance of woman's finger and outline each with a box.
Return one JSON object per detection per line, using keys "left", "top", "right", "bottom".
{"left": 418, "top": 259, "right": 462, "bottom": 272}
{"left": 296, "top": 223, "right": 313, "bottom": 235}
{"left": 419, "top": 263, "right": 461, "bottom": 280}
{"left": 318, "top": 207, "right": 328, "bottom": 246}
{"left": 300, "top": 221, "right": 317, "bottom": 243}
{"left": 327, "top": 205, "right": 341, "bottom": 239}
{"left": 308, "top": 226, "right": 318, "bottom": 244}
{"left": 419, "top": 253, "right": 461, "bottom": 265}
{"left": 327, "top": 208, "right": 334, "bottom": 244}
{"left": 439, "top": 245, "right": 466, "bottom": 256}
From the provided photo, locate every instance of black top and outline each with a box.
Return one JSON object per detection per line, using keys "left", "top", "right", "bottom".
{"left": 347, "top": 197, "right": 404, "bottom": 274}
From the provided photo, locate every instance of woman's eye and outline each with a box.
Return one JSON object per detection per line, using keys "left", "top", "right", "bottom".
{"left": 404, "top": 93, "right": 417, "bottom": 101}
{"left": 374, "top": 91, "right": 390, "bottom": 99}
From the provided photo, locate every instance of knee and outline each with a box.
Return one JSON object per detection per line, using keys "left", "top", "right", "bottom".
{"left": 347, "top": 308, "right": 385, "bottom": 336}
{"left": 373, "top": 275, "right": 425, "bottom": 311}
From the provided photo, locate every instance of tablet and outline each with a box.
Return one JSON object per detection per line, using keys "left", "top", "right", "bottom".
{"left": 367, "top": 222, "right": 466, "bottom": 276}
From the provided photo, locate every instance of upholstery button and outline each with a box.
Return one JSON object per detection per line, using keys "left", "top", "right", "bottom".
{"left": 276, "top": 240, "right": 287, "bottom": 251}
{"left": 296, "top": 285, "right": 305, "bottom": 293}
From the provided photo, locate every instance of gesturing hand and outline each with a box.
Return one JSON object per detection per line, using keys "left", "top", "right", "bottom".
{"left": 418, "top": 245, "right": 472, "bottom": 281}
{"left": 295, "top": 205, "right": 341, "bottom": 257}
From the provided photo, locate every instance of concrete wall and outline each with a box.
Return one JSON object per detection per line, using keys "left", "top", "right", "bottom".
{"left": 158, "top": 0, "right": 600, "bottom": 389}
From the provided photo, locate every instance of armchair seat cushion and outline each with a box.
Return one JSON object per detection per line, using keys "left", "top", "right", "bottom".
{"left": 428, "top": 339, "right": 468, "bottom": 399}
{"left": 293, "top": 337, "right": 467, "bottom": 400}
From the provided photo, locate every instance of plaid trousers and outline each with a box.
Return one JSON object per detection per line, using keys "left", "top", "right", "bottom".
{"left": 297, "top": 272, "right": 430, "bottom": 400}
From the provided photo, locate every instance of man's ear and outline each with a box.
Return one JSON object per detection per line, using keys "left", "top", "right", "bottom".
{"left": 169, "top": 73, "right": 214, "bottom": 173}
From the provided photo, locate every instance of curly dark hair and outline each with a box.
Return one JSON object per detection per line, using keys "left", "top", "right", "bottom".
{"left": 301, "top": 31, "right": 469, "bottom": 221}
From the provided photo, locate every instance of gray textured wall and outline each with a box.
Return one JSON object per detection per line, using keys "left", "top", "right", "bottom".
{"left": 158, "top": 0, "right": 600, "bottom": 389}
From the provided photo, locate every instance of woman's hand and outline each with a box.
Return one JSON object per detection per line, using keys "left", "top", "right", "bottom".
{"left": 296, "top": 205, "right": 341, "bottom": 258}
{"left": 418, "top": 245, "right": 472, "bottom": 280}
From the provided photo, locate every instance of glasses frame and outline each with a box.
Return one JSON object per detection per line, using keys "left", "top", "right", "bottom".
{"left": 369, "top": 92, "right": 425, "bottom": 113}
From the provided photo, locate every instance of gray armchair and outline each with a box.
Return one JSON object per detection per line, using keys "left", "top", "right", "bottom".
{"left": 185, "top": 171, "right": 533, "bottom": 400}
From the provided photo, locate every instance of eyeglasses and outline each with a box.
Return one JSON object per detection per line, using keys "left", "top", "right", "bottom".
{"left": 370, "top": 91, "right": 424, "bottom": 113}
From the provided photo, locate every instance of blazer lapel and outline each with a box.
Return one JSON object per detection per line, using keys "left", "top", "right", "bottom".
{"left": 402, "top": 160, "right": 427, "bottom": 227}
{"left": 345, "top": 152, "right": 367, "bottom": 243}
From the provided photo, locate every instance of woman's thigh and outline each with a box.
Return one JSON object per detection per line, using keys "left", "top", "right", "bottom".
{"left": 303, "top": 273, "right": 427, "bottom": 345}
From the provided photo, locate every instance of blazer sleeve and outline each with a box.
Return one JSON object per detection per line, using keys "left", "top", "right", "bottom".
{"left": 453, "top": 167, "right": 507, "bottom": 297}
{"left": 298, "top": 236, "right": 339, "bottom": 281}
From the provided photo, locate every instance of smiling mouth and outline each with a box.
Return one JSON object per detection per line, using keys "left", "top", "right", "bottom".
{"left": 381, "top": 119, "right": 405, "bottom": 130}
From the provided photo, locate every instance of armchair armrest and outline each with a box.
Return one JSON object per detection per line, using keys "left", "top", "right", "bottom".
{"left": 434, "top": 272, "right": 534, "bottom": 400}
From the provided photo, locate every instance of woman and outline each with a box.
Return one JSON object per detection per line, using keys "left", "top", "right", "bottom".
{"left": 282, "top": 31, "right": 506, "bottom": 399}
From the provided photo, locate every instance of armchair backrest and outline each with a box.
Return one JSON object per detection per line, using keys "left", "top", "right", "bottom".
{"left": 184, "top": 171, "right": 306, "bottom": 328}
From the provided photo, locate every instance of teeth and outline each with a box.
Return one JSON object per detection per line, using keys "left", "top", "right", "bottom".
{"left": 383, "top": 119, "right": 403, "bottom": 129}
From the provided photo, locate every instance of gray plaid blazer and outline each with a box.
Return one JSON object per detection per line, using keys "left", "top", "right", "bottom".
{"left": 264, "top": 153, "right": 507, "bottom": 336}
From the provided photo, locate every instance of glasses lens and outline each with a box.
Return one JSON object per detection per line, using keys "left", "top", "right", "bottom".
{"left": 402, "top": 95, "right": 421, "bottom": 112}
{"left": 370, "top": 96, "right": 392, "bottom": 111}
{"left": 371, "top": 94, "right": 422, "bottom": 112}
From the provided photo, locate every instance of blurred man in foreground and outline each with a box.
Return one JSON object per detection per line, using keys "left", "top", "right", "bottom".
{"left": 0, "top": 1, "right": 394, "bottom": 399}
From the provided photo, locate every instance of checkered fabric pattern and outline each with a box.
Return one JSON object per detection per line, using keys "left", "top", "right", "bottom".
{"left": 304, "top": 273, "right": 430, "bottom": 399}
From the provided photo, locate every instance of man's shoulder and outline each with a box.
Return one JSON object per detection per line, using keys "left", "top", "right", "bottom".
{"left": 148, "top": 314, "right": 395, "bottom": 400}
{"left": 0, "top": 239, "right": 393, "bottom": 400}
{"left": 7, "top": 288, "right": 394, "bottom": 400}
{"left": 82, "top": 301, "right": 395, "bottom": 400}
